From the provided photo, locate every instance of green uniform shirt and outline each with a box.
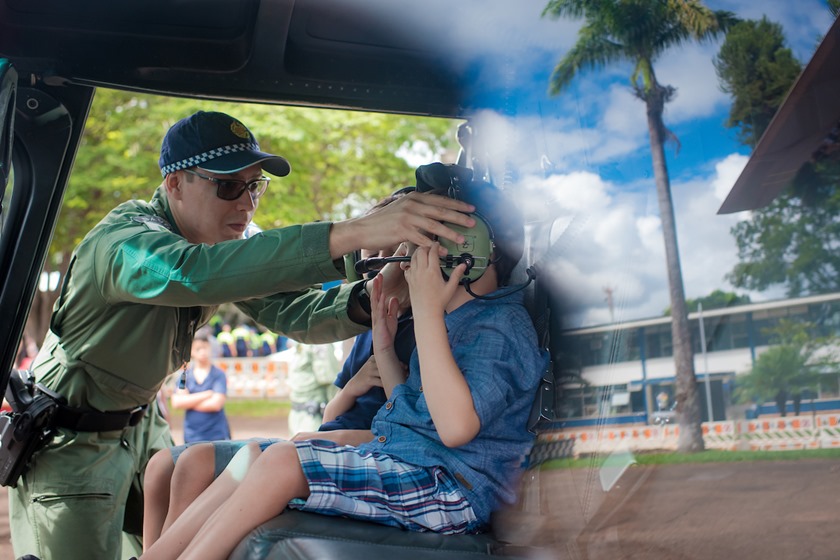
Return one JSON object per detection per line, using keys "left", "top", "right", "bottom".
{"left": 34, "top": 186, "right": 366, "bottom": 412}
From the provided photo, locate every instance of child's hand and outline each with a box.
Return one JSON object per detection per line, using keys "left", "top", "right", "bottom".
{"left": 370, "top": 274, "right": 399, "bottom": 359}
{"left": 376, "top": 243, "right": 411, "bottom": 313}
{"left": 403, "top": 242, "right": 466, "bottom": 316}
{"left": 343, "top": 355, "right": 385, "bottom": 398}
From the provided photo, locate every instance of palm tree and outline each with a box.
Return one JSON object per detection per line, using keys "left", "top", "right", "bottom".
{"left": 829, "top": 0, "right": 839, "bottom": 19}
{"left": 542, "top": 0, "right": 737, "bottom": 452}
{"left": 734, "top": 319, "right": 834, "bottom": 417}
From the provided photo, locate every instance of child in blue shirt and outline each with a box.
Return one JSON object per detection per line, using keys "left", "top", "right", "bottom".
{"left": 169, "top": 331, "right": 231, "bottom": 443}
{"left": 141, "top": 177, "right": 548, "bottom": 560}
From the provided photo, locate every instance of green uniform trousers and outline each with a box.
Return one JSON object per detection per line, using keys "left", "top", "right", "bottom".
{"left": 9, "top": 405, "right": 172, "bottom": 560}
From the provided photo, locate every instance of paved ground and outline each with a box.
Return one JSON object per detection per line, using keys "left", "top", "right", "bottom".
{"left": 1, "top": 415, "right": 838, "bottom": 559}
{"left": 495, "top": 457, "right": 840, "bottom": 559}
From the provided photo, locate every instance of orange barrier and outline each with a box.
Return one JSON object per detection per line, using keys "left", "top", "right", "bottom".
{"left": 541, "top": 414, "right": 840, "bottom": 456}
{"left": 738, "top": 416, "right": 818, "bottom": 451}
{"left": 217, "top": 357, "right": 291, "bottom": 398}
{"left": 816, "top": 413, "right": 840, "bottom": 448}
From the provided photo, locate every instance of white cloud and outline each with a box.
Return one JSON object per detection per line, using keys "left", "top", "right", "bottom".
{"left": 711, "top": 153, "right": 749, "bottom": 201}
{"left": 600, "top": 86, "right": 648, "bottom": 148}
{"left": 433, "top": 1, "right": 833, "bottom": 327}
{"left": 512, "top": 150, "right": 764, "bottom": 327}
{"left": 657, "top": 44, "right": 731, "bottom": 123}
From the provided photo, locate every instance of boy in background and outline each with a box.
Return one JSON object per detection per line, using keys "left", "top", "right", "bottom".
{"left": 170, "top": 329, "right": 231, "bottom": 444}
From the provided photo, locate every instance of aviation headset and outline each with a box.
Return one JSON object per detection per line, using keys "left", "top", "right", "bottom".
{"left": 346, "top": 163, "right": 534, "bottom": 299}
{"left": 350, "top": 210, "right": 495, "bottom": 282}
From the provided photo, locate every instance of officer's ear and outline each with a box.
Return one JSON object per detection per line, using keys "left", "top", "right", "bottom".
{"left": 163, "top": 171, "right": 184, "bottom": 200}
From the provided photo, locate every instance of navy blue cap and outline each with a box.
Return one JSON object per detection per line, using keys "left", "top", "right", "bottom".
{"left": 159, "top": 111, "right": 291, "bottom": 178}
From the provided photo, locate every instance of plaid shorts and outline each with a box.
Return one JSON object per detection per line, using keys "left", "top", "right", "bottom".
{"left": 289, "top": 440, "right": 481, "bottom": 534}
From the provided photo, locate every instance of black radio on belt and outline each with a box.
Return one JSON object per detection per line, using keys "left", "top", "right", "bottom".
{"left": 0, "top": 370, "right": 59, "bottom": 487}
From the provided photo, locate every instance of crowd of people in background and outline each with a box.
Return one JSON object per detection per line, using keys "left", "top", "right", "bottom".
{"left": 208, "top": 315, "right": 289, "bottom": 358}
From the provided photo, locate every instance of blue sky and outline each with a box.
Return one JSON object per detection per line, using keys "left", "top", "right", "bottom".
{"left": 418, "top": 1, "right": 837, "bottom": 328}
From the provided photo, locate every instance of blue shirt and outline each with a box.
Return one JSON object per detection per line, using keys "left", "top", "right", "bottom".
{"left": 319, "top": 313, "right": 415, "bottom": 432}
{"left": 183, "top": 364, "right": 231, "bottom": 443}
{"left": 357, "top": 291, "right": 548, "bottom": 524}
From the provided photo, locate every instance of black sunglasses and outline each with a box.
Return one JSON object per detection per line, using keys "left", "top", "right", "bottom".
{"left": 184, "top": 168, "right": 270, "bottom": 201}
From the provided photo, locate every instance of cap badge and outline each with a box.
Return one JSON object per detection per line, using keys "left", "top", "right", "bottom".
{"left": 230, "top": 121, "right": 250, "bottom": 139}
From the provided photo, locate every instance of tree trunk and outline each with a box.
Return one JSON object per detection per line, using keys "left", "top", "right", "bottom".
{"left": 774, "top": 389, "right": 788, "bottom": 417}
{"left": 643, "top": 82, "right": 704, "bottom": 452}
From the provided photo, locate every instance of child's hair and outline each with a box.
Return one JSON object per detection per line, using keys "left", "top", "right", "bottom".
{"left": 365, "top": 186, "right": 415, "bottom": 216}
{"left": 193, "top": 326, "right": 213, "bottom": 343}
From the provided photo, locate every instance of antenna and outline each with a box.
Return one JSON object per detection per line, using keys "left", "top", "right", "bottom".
{"left": 603, "top": 286, "right": 616, "bottom": 323}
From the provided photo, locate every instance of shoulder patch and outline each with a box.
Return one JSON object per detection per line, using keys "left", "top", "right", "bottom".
{"left": 132, "top": 215, "right": 174, "bottom": 232}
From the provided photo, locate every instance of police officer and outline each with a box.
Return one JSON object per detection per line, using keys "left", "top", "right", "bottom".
{"left": 8, "top": 110, "right": 475, "bottom": 560}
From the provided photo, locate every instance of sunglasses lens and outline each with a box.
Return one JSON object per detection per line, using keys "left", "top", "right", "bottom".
{"left": 250, "top": 179, "right": 269, "bottom": 199}
{"left": 217, "top": 181, "right": 246, "bottom": 200}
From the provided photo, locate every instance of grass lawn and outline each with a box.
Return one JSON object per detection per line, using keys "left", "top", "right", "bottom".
{"left": 540, "top": 447, "right": 840, "bottom": 470}
{"left": 167, "top": 398, "right": 291, "bottom": 419}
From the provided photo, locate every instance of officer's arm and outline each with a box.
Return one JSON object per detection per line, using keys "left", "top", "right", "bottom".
{"left": 235, "top": 284, "right": 369, "bottom": 345}
{"left": 99, "top": 221, "right": 347, "bottom": 307}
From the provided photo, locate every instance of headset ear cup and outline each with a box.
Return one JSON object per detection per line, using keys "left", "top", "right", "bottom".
{"left": 438, "top": 214, "right": 493, "bottom": 282}
{"left": 344, "top": 250, "right": 365, "bottom": 282}
{"left": 344, "top": 253, "right": 360, "bottom": 282}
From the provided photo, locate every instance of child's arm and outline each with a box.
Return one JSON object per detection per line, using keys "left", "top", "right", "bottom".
{"left": 321, "top": 388, "right": 354, "bottom": 423}
{"left": 370, "top": 274, "right": 410, "bottom": 396}
{"left": 169, "top": 389, "right": 214, "bottom": 410}
{"left": 321, "top": 355, "right": 385, "bottom": 422}
{"left": 189, "top": 391, "right": 226, "bottom": 412}
{"left": 405, "top": 243, "right": 480, "bottom": 448}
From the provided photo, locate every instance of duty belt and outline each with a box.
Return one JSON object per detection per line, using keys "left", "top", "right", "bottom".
{"left": 291, "top": 401, "right": 326, "bottom": 416}
{"left": 53, "top": 403, "right": 148, "bottom": 432}
{"left": 31, "top": 384, "right": 148, "bottom": 432}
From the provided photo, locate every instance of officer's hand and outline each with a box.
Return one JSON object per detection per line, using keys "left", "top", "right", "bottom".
{"left": 329, "top": 192, "right": 474, "bottom": 258}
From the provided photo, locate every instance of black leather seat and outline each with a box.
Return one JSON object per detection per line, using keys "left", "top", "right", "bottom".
{"left": 228, "top": 510, "right": 530, "bottom": 560}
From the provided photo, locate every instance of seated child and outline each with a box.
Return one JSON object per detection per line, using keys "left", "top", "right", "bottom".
{"left": 143, "top": 195, "right": 417, "bottom": 549}
{"left": 142, "top": 310, "right": 414, "bottom": 548}
{"left": 141, "top": 177, "right": 548, "bottom": 560}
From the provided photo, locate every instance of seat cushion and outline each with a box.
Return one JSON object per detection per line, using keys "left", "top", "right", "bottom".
{"left": 228, "top": 510, "right": 515, "bottom": 560}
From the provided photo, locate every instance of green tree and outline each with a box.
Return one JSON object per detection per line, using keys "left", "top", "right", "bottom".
{"left": 685, "top": 290, "right": 750, "bottom": 312}
{"left": 28, "top": 90, "right": 456, "bottom": 341}
{"left": 542, "top": 0, "right": 737, "bottom": 452}
{"left": 714, "top": 12, "right": 840, "bottom": 298}
{"left": 713, "top": 17, "right": 802, "bottom": 148}
{"left": 664, "top": 290, "right": 751, "bottom": 315}
{"left": 829, "top": 0, "right": 840, "bottom": 18}
{"left": 726, "top": 168, "right": 840, "bottom": 297}
{"left": 734, "top": 319, "right": 836, "bottom": 416}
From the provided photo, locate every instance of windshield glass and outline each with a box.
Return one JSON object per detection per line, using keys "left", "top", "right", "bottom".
{"left": 13, "top": 2, "right": 840, "bottom": 559}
